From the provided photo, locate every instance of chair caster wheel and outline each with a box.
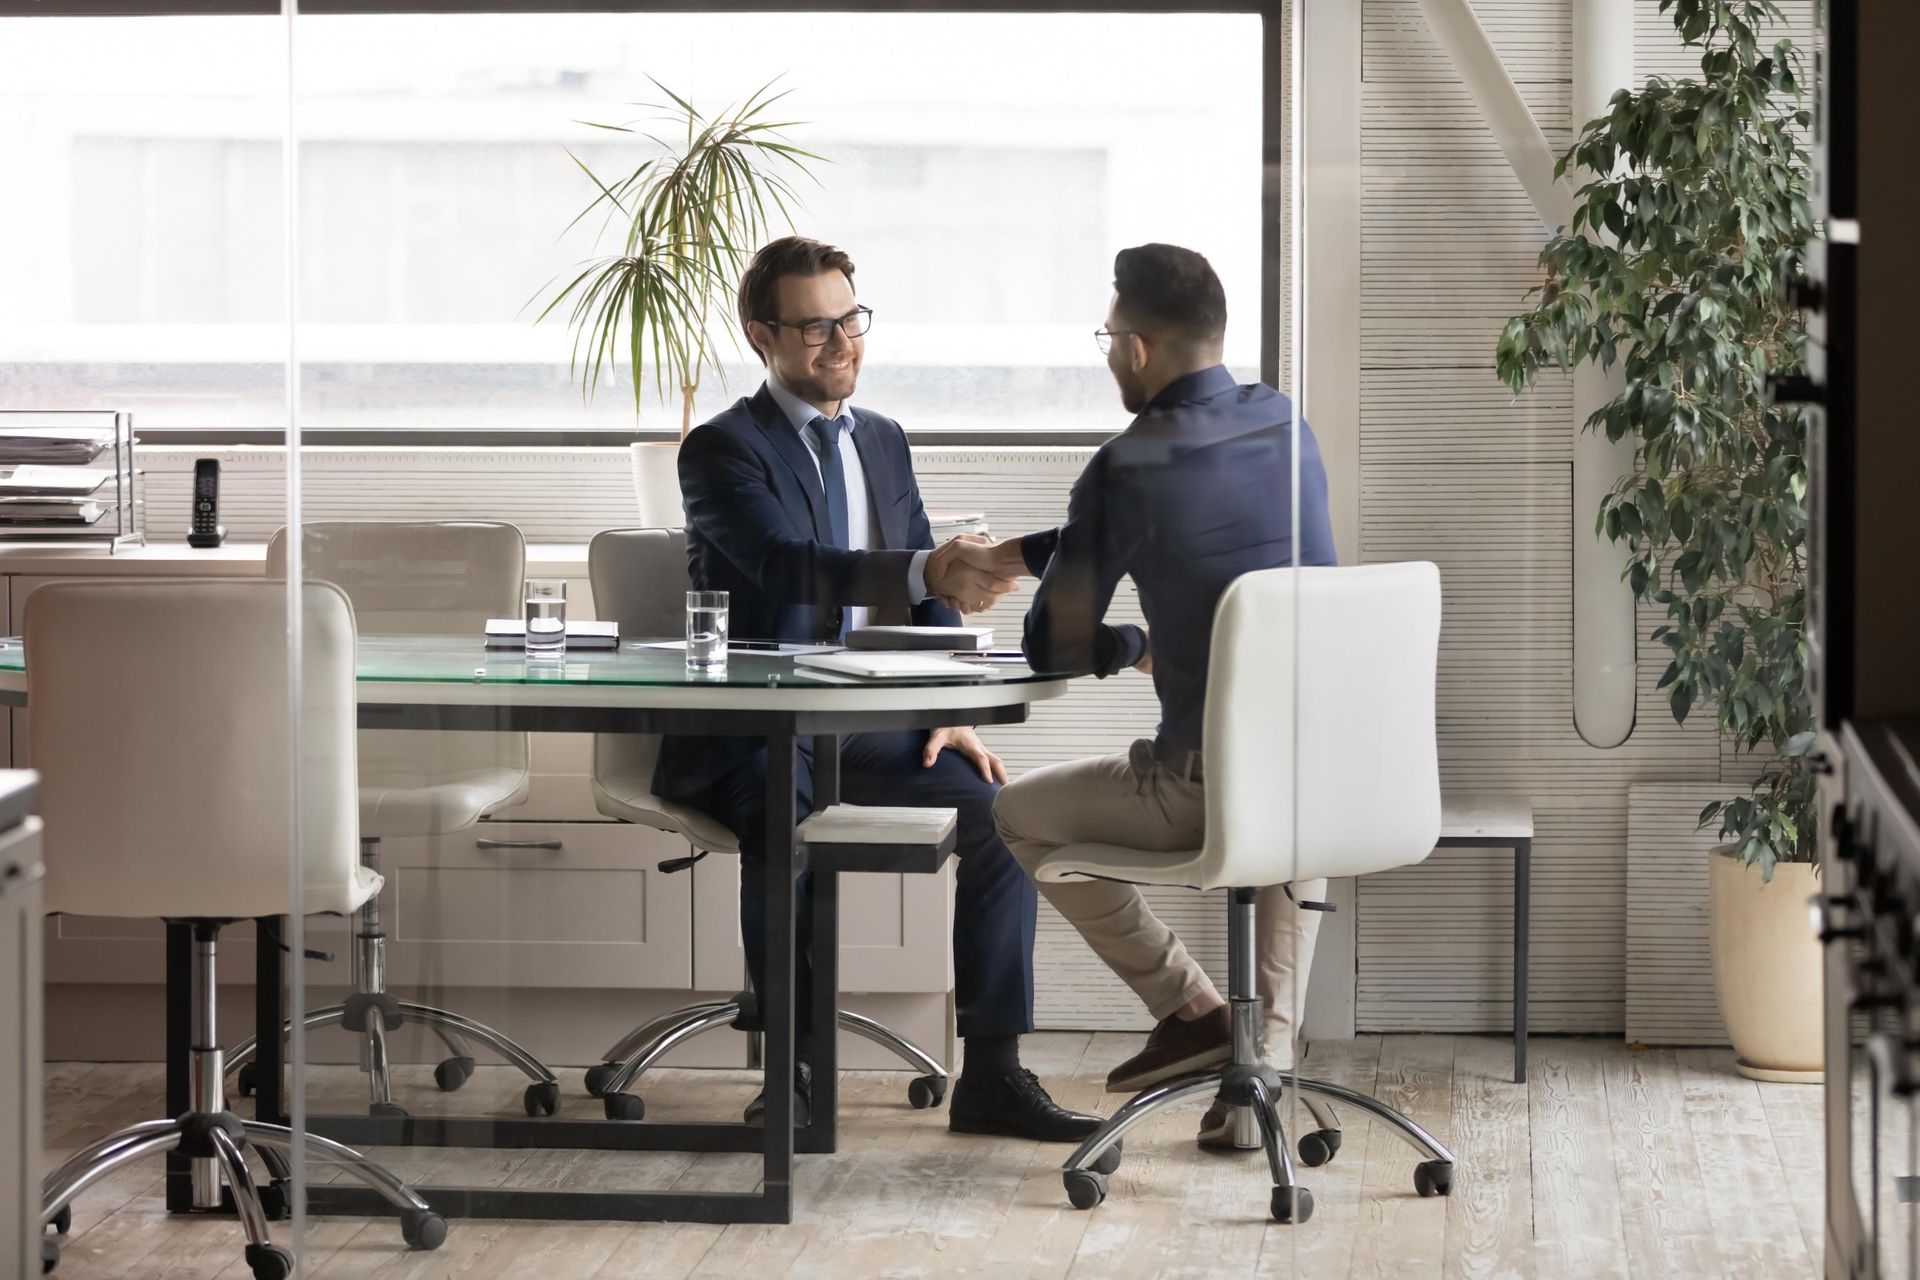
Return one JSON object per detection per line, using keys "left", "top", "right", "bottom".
{"left": 370, "top": 1101, "right": 409, "bottom": 1119}
{"left": 258, "top": 1180, "right": 292, "bottom": 1221}
{"left": 235, "top": 1063, "right": 260, "bottom": 1099}
{"left": 50, "top": 1204, "right": 71, "bottom": 1235}
{"left": 245, "top": 1243, "right": 296, "bottom": 1280}
{"left": 907, "top": 1074, "right": 947, "bottom": 1109}
{"left": 42, "top": 1235, "right": 60, "bottom": 1275}
{"left": 583, "top": 1062, "right": 623, "bottom": 1098}
{"left": 1063, "top": 1168, "right": 1108, "bottom": 1210}
{"left": 603, "top": 1091, "right": 646, "bottom": 1121}
{"left": 1297, "top": 1128, "right": 1342, "bottom": 1168}
{"left": 402, "top": 1209, "right": 448, "bottom": 1251}
{"left": 1088, "top": 1141, "right": 1123, "bottom": 1176}
{"left": 523, "top": 1082, "right": 560, "bottom": 1117}
{"left": 434, "top": 1056, "right": 475, "bottom": 1092}
{"left": 1271, "top": 1185, "right": 1314, "bottom": 1224}
{"left": 1414, "top": 1159, "right": 1453, "bottom": 1197}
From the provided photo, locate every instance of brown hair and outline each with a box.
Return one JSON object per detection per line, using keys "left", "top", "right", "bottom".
{"left": 736, "top": 236, "right": 857, "bottom": 364}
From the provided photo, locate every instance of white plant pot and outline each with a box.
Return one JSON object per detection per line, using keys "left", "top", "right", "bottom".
{"left": 1708, "top": 847, "right": 1823, "bottom": 1082}
{"left": 629, "top": 441, "right": 684, "bottom": 527}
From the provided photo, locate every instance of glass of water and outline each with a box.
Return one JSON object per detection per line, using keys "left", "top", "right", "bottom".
{"left": 686, "top": 590, "right": 729, "bottom": 672}
{"left": 524, "top": 579, "right": 567, "bottom": 653}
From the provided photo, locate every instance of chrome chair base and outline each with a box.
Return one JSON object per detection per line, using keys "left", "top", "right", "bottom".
{"left": 1058, "top": 889, "right": 1459, "bottom": 1223}
{"left": 225, "top": 838, "right": 560, "bottom": 1118}
{"left": 42, "top": 924, "right": 446, "bottom": 1279}
{"left": 585, "top": 997, "right": 949, "bottom": 1122}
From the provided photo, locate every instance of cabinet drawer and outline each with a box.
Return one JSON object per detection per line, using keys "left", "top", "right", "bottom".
{"left": 691, "top": 854, "right": 954, "bottom": 994}
{"left": 381, "top": 819, "right": 692, "bottom": 990}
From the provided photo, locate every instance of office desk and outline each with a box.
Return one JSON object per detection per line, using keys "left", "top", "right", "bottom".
{"left": 0, "top": 637, "right": 1069, "bottom": 1226}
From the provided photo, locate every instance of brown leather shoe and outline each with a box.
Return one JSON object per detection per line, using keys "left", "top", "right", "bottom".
{"left": 1196, "top": 1099, "right": 1243, "bottom": 1152}
{"left": 1105, "top": 1006, "right": 1232, "bottom": 1093}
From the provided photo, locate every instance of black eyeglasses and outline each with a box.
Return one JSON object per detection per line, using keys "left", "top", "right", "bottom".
{"left": 1094, "top": 327, "right": 1135, "bottom": 354}
{"left": 767, "top": 306, "right": 874, "bottom": 347}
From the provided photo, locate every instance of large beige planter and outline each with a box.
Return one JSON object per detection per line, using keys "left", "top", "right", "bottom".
{"left": 1708, "top": 847, "right": 1823, "bottom": 1082}
{"left": 629, "top": 441, "right": 683, "bottom": 526}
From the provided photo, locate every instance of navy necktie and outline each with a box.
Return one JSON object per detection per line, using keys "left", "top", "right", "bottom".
{"left": 807, "top": 415, "right": 851, "bottom": 550}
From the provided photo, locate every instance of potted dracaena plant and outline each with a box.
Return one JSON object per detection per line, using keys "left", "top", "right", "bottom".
{"left": 1495, "top": 0, "right": 1818, "bottom": 1079}
{"left": 536, "top": 78, "right": 823, "bottom": 521}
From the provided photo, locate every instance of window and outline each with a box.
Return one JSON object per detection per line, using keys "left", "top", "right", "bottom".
{"left": 0, "top": 11, "right": 1264, "bottom": 434}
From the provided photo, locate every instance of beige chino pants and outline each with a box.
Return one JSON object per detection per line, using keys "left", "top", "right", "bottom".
{"left": 994, "top": 745, "right": 1325, "bottom": 1066}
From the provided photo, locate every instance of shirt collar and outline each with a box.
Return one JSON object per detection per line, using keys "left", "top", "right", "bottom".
{"left": 1145, "top": 364, "right": 1238, "bottom": 412}
{"left": 764, "top": 378, "right": 854, "bottom": 435}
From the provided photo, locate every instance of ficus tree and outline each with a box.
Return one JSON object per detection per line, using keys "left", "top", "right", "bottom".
{"left": 1496, "top": 0, "right": 1815, "bottom": 880}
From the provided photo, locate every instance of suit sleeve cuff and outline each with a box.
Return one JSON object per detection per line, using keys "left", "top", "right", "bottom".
{"left": 907, "top": 549, "right": 932, "bottom": 604}
{"left": 1019, "top": 528, "right": 1060, "bottom": 578}
{"left": 1110, "top": 624, "right": 1148, "bottom": 675}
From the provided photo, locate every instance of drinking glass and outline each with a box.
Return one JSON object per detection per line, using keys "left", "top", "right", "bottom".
{"left": 524, "top": 579, "right": 567, "bottom": 652}
{"left": 686, "top": 590, "right": 729, "bottom": 671}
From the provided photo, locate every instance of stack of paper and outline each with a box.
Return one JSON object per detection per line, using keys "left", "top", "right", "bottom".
{"left": 0, "top": 424, "right": 115, "bottom": 466}
{"left": 0, "top": 466, "right": 111, "bottom": 497}
{"left": 0, "top": 500, "right": 104, "bottom": 525}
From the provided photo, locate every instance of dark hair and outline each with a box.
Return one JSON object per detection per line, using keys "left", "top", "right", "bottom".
{"left": 737, "top": 236, "right": 857, "bottom": 363}
{"left": 1112, "top": 243, "right": 1227, "bottom": 346}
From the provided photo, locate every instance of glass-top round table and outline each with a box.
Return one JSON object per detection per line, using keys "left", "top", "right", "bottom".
{"left": 0, "top": 631, "right": 1073, "bottom": 1226}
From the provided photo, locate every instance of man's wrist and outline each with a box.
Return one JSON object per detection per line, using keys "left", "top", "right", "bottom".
{"left": 907, "top": 548, "right": 932, "bottom": 603}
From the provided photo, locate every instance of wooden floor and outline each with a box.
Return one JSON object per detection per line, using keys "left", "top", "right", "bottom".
{"left": 39, "top": 1033, "right": 1823, "bottom": 1279}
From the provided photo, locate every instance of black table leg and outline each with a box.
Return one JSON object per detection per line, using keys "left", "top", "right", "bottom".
{"left": 803, "top": 869, "right": 841, "bottom": 1155}
{"left": 1514, "top": 839, "right": 1531, "bottom": 1084}
{"left": 255, "top": 916, "right": 287, "bottom": 1127}
{"left": 760, "top": 726, "right": 797, "bottom": 1220}
{"left": 165, "top": 921, "right": 192, "bottom": 1212}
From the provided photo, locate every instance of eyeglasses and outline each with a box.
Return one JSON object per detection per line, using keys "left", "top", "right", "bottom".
{"left": 767, "top": 306, "right": 874, "bottom": 347}
{"left": 1094, "top": 327, "right": 1135, "bottom": 354}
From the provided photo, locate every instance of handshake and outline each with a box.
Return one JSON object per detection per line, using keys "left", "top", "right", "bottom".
{"left": 926, "top": 534, "right": 1028, "bottom": 615}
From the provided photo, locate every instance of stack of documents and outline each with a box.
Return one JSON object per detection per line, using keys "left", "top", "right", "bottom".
{"left": 484, "top": 619, "right": 620, "bottom": 649}
{"left": 0, "top": 500, "right": 103, "bottom": 525}
{"left": 847, "top": 625, "right": 993, "bottom": 652}
{"left": 0, "top": 425, "right": 115, "bottom": 466}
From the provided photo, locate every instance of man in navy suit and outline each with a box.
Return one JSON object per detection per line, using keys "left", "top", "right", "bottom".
{"left": 657, "top": 236, "right": 1101, "bottom": 1143}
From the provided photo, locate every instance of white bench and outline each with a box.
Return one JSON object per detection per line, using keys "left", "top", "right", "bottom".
{"left": 1436, "top": 795, "right": 1536, "bottom": 1082}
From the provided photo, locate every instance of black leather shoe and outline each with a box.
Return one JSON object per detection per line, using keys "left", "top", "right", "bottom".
{"left": 948, "top": 1068, "right": 1102, "bottom": 1143}
{"left": 743, "top": 1060, "right": 813, "bottom": 1128}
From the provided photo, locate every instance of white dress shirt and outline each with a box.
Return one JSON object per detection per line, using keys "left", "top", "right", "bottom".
{"left": 764, "top": 379, "right": 932, "bottom": 635}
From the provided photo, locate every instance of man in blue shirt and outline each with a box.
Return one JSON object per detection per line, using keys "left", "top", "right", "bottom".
{"left": 983, "top": 244, "right": 1338, "bottom": 1149}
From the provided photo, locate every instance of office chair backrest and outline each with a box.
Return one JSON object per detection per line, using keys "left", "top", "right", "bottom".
{"left": 28, "top": 580, "right": 366, "bottom": 919}
{"left": 267, "top": 520, "right": 530, "bottom": 825}
{"left": 1197, "top": 562, "right": 1443, "bottom": 891}
{"left": 587, "top": 528, "right": 688, "bottom": 801}
{"left": 265, "top": 521, "right": 525, "bottom": 635}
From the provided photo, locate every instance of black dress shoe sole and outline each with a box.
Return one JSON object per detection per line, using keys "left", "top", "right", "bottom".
{"left": 948, "top": 1112, "right": 1102, "bottom": 1144}
{"left": 744, "top": 1094, "right": 813, "bottom": 1128}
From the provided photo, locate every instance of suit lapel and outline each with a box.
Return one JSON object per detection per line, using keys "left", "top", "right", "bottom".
{"left": 850, "top": 413, "right": 906, "bottom": 549}
{"left": 748, "top": 385, "right": 831, "bottom": 542}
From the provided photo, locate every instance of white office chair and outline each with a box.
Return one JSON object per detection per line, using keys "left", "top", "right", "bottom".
{"left": 30, "top": 581, "right": 445, "bottom": 1280}
{"left": 226, "top": 521, "right": 560, "bottom": 1119}
{"left": 580, "top": 528, "right": 952, "bottom": 1121}
{"left": 1040, "top": 562, "right": 1458, "bottom": 1224}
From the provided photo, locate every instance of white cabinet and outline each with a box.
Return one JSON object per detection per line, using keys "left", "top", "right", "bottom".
{"left": 377, "top": 819, "right": 693, "bottom": 990}
{"left": 691, "top": 850, "right": 955, "bottom": 995}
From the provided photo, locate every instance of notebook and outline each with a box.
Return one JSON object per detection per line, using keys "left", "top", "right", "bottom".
{"left": 847, "top": 625, "right": 993, "bottom": 652}
{"left": 484, "top": 619, "right": 620, "bottom": 649}
{"left": 795, "top": 652, "right": 990, "bottom": 680}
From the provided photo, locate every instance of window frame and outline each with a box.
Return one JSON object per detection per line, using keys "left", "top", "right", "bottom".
{"left": 3, "top": 0, "right": 1287, "bottom": 448}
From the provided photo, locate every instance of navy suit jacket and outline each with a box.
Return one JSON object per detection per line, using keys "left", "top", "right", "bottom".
{"left": 658, "top": 383, "right": 960, "bottom": 796}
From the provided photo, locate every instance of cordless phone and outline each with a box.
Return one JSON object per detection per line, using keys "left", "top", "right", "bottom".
{"left": 187, "top": 458, "right": 226, "bottom": 548}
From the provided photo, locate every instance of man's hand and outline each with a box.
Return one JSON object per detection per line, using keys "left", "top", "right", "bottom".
{"left": 923, "top": 726, "right": 1009, "bottom": 784}
{"left": 927, "top": 535, "right": 1021, "bottom": 614}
